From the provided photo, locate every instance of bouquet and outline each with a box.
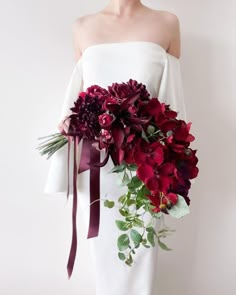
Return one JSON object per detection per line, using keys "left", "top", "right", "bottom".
{"left": 37, "top": 79, "right": 199, "bottom": 278}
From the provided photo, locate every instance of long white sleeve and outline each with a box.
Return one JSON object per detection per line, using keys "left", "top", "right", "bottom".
{"left": 43, "top": 58, "right": 84, "bottom": 194}
{"left": 158, "top": 53, "right": 195, "bottom": 185}
{"left": 158, "top": 53, "right": 188, "bottom": 122}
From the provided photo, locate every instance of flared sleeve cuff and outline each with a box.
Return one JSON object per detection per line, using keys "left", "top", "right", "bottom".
{"left": 43, "top": 58, "right": 84, "bottom": 195}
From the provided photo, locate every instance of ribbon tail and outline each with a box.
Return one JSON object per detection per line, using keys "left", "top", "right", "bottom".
{"left": 67, "top": 135, "right": 79, "bottom": 279}
{"left": 78, "top": 138, "right": 92, "bottom": 173}
{"left": 66, "top": 136, "right": 72, "bottom": 200}
{"left": 87, "top": 143, "right": 101, "bottom": 239}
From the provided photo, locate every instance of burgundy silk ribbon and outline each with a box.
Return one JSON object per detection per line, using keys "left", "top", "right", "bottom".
{"left": 65, "top": 136, "right": 101, "bottom": 279}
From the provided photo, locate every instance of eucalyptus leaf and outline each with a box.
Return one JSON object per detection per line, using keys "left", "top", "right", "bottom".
{"left": 115, "top": 220, "right": 130, "bottom": 231}
{"left": 141, "top": 129, "right": 150, "bottom": 143}
{"left": 147, "top": 125, "right": 155, "bottom": 134}
{"left": 104, "top": 200, "right": 115, "bottom": 208}
{"left": 118, "top": 252, "right": 126, "bottom": 260}
{"left": 158, "top": 239, "right": 172, "bottom": 251}
{"left": 119, "top": 208, "right": 129, "bottom": 217}
{"left": 146, "top": 226, "right": 156, "bottom": 234}
{"left": 125, "top": 253, "right": 133, "bottom": 266}
{"left": 143, "top": 244, "right": 151, "bottom": 248}
{"left": 133, "top": 218, "right": 144, "bottom": 227}
{"left": 130, "top": 229, "right": 142, "bottom": 244}
{"left": 118, "top": 194, "right": 126, "bottom": 204}
{"left": 166, "top": 195, "right": 190, "bottom": 218}
{"left": 109, "top": 164, "right": 126, "bottom": 173}
{"left": 122, "top": 172, "right": 130, "bottom": 186}
{"left": 147, "top": 232, "right": 155, "bottom": 247}
{"left": 127, "top": 164, "right": 137, "bottom": 171}
{"left": 128, "top": 176, "right": 142, "bottom": 190}
{"left": 117, "top": 234, "right": 130, "bottom": 251}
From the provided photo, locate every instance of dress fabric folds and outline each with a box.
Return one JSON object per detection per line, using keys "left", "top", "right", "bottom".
{"left": 43, "top": 41, "right": 192, "bottom": 295}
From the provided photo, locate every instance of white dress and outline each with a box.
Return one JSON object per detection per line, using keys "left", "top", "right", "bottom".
{"left": 44, "top": 41, "right": 192, "bottom": 295}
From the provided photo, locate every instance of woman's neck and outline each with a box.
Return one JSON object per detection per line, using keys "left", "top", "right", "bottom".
{"left": 104, "top": 0, "right": 144, "bottom": 17}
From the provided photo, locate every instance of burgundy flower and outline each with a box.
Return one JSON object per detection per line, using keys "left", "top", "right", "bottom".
{"left": 99, "top": 129, "right": 113, "bottom": 149}
{"left": 142, "top": 98, "right": 163, "bottom": 118}
{"left": 86, "top": 85, "right": 109, "bottom": 98}
{"left": 67, "top": 93, "right": 104, "bottom": 139}
{"left": 137, "top": 162, "right": 176, "bottom": 194}
{"left": 107, "top": 79, "right": 150, "bottom": 101}
{"left": 133, "top": 139, "right": 165, "bottom": 166}
{"left": 98, "top": 113, "right": 114, "bottom": 130}
{"left": 174, "top": 121, "right": 195, "bottom": 142}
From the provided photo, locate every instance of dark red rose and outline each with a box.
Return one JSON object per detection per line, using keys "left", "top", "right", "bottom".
{"left": 98, "top": 113, "right": 114, "bottom": 130}
{"left": 86, "top": 85, "right": 108, "bottom": 98}
{"left": 99, "top": 129, "right": 113, "bottom": 149}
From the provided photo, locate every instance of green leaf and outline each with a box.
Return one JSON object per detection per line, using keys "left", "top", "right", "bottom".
{"left": 166, "top": 130, "right": 173, "bottom": 137}
{"left": 117, "top": 234, "right": 130, "bottom": 251}
{"left": 134, "top": 243, "right": 140, "bottom": 249}
{"left": 141, "top": 129, "right": 150, "bottom": 143}
{"left": 157, "top": 227, "right": 176, "bottom": 235}
{"left": 141, "top": 238, "right": 147, "bottom": 244}
{"left": 147, "top": 232, "right": 155, "bottom": 247}
{"left": 118, "top": 194, "right": 126, "bottom": 204}
{"left": 122, "top": 172, "right": 130, "bottom": 185}
{"left": 143, "top": 244, "right": 151, "bottom": 248}
{"left": 126, "top": 199, "right": 136, "bottom": 206}
{"left": 147, "top": 125, "right": 155, "bottom": 134}
{"left": 115, "top": 220, "right": 130, "bottom": 231}
{"left": 133, "top": 218, "right": 144, "bottom": 227}
{"left": 118, "top": 252, "right": 126, "bottom": 260}
{"left": 158, "top": 238, "right": 172, "bottom": 251}
{"left": 130, "top": 229, "right": 142, "bottom": 244}
{"left": 104, "top": 200, "right": 115, "bottom": 208}
{"left": 126, "top": 164, "right": 137, "bottom": 171}
{"left": 109, "top": 164, "right": 126, "bottom": 173}
{"left": 119, "top": 208, "right": 129, "bottom": 217}
{"left": 128, "top": 176, "right": 143, "bottom": 190}
{"left": 166, "top": 194, "right": 190, "bottom": 218}
{"left": 125, "top": 253, "right": 133, "bottom": 266}
{"left": 146, "top": 226, "right": 156, "bottom": 234}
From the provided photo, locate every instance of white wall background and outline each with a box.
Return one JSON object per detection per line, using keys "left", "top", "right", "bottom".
{"left": 0, "top": 0, "right": 235, "bottom": 294}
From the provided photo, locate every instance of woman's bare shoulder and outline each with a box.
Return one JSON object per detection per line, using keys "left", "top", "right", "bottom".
{"left": 72, "top": 12, "right": 101, "bottom": 29}
{"left": 152, "top": 9, "right": 180, "bottom": 22}
{"left": 72, "top": 13, "right": 101, "bottom": 60}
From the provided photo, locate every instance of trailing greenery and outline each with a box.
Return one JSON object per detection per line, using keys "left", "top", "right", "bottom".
{"left": 104, "top": 163, "right": 176, "bottom": 266}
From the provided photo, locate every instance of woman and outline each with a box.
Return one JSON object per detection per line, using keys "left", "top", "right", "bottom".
{"left": 44, "top": 1, "right": 188, "bottom": 294}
